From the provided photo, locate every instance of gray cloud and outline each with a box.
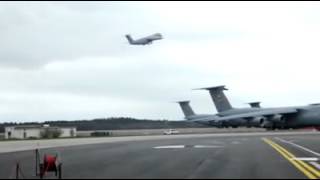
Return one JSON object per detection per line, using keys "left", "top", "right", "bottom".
{"left": 0, "top": 2, "right": 162, "bottom": 69}
{"left": 1, "top": 2, "right": 320, "bottom": 122}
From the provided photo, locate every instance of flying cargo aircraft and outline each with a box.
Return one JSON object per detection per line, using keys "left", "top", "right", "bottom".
{"left": 125, "top": 33, "right": 163, "bottom": 45}
{"left": 196, "top": 86, "right": 320, "bottom": 130}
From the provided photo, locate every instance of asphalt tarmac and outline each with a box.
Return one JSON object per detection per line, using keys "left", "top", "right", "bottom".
{"left": 0, "top": 132, "right": 319, "bottom": 179}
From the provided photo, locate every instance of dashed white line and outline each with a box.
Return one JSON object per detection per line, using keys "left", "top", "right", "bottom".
{"left": 153, "top": 145, "right": 185, "bottom": 149}
{"left": 153, "top": 145, "right": 224, "bottom": 149}
{"left": 291, "top": 157, "right": 319, "bottom": 162}
{"left": 231, "top": 141, "right": 241, "bottom": 145}
{"left": 193, "top": 145, "right": 224, "bottom": 149}
{"left": 275, "top": 137, "right": 320, "bottom": 157}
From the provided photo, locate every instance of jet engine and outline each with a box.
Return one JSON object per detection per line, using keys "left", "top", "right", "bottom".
{"left": 260, "top": 120, "right": 274, "bottom": 128}
{"left": 250, "top": 116, "right": 267, "bottom": 127}
{"left": 269, "top": 114, "right": 285, "bottom": 123}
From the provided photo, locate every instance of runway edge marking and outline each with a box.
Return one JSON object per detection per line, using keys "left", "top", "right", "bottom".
{"left": 262, "top": 138, "right": 319, "bottom": 179}
{"left": 310, "top": 162, "right": 320, "bottom": 171}
{"left": 291, "top": 158, "right": 319, "bottom": 162}
{"left": 266, "top": 138, "right": 320, "bottom": 178}
{"left": 275, "top": 137, "right": 320, "bottom": 157}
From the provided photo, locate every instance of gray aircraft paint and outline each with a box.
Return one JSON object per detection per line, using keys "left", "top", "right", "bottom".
{"left": 125, "top": 33, "right": 163, "bottom": 45}
{"left": 176, "top": 101, "right": 220, "bottom": 126}
{"left": 195, "top": 85, "right": 320, "bottom": 129}
{"left": 196, "top": 86, "right": 262, "bottom": 117}
{"left": 177, "top": 101, "right": 195, "bottom": 117}
{"left": 195, "top": 86, "right": 233, "bottom": 112}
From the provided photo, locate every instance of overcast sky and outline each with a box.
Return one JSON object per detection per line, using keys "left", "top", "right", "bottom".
{"left": 1, "top": 1, "right": 320, "bottom": 122}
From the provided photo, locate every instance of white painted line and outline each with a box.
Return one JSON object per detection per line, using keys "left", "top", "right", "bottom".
{"left": 194, "top": 145, "right": 224, "bottom": 149}
{"left": 153, "top": 145, "right": 224, "bottom": 149}
{"left": 231, "top": 141, "right": 241, "bottom": 145}
{"left": 309, "top": 162, "right": 320, "bottom": 170}
{"left": 209, "top": 141, "right": 225, "bottom": 144}
{"left": 275, "top": 137, "right": 320, "bottom": 157}
{"left": 153, "top": 145, "right": 185, "bottom": 149}
{"left": 291, "top": 157, "right": 319, "bottom": 162}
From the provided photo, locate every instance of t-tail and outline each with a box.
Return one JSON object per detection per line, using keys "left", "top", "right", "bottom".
{"left": 194, "top": 85, "right": 233, "bottom": 112}
{"left": 125, "top": 34, "right": 135, "bottom": 44}
{"left": 176, "top": 101, "right": 195, "bottom": 118}
{"left": 248, "top": 102, "right": 261, "bottom": 108}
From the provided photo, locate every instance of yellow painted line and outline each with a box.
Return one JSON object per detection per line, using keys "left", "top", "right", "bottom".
{"left": 264, "top": 138, "right": 317, "bottom": 179}
{"left": 263, "top": 138, "right": 318, "bottom": 179}
{"left": 270, "top": 140, "right": 320, "bottom": 178}
{"left": 263, "top": 138, "right": 317, "bottom": 179}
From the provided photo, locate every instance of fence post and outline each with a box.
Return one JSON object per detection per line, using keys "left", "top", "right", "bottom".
{"left": 16, "top": 163, "right": 19, "bottom": 179}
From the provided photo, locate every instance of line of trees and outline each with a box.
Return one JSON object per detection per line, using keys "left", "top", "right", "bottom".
{"left": 0, "top": 117, "right": 208, "bottom": 133}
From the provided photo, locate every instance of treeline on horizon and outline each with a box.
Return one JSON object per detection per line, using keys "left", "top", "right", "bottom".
{"left": 0, "top": 117, "right": 208, "bottom": 133}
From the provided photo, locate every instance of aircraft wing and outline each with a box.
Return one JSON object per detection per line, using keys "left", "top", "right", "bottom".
{"left": 216, "top": 108, "right": 299, "bottom": 121}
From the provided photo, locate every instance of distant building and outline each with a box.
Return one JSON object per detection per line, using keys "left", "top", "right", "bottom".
{"left": 4, "top": 125, "right": 77, "bottom": 139}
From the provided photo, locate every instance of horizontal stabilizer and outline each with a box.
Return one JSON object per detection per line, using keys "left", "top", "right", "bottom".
{"left": 309, "top": 103, "right": 320, "bottom": 106}
{"left": 193, "top": 85, "right": 232, "bottom": 112}
{"left": 247, "top": 102, "right": 261, "bottom": 108}
{"left": 193, "top": 85, "right": 228, "bottom": 91}
{"left": 174, "top": 100, "right": 191, "bottom": 103}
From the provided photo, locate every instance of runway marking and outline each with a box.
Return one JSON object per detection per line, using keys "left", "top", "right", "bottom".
{"left": 310, "top": 162, "right": 320, "bottom": 170}
{"left": 291, "top": 158, "right": 319, "bottom": 162}
{"left": 231, "top": 141, "right": 241, "bottom": 145}
{"left": 209, "top": 140, "right": 225, "bottom": 144}
{"left": 193, "top": 145, "right": 224, "bottom": 149}
{"left": 263, "top": 138, "right": 320, "bottom": 179}
{"left": 275, "top": 137, "right": 320, "bottom": 157}
{"left": 153, "top": 145, "right": 224, "bottom": 149}
{"left": 153, "top": 145, "right": 185, "bottom": 149}
{"left": 270, "top": 139, "right": 320, "bottom": 178}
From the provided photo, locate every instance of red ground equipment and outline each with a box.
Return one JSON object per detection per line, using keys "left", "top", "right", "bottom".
{"left": 35, "top": 149, "right": 62, "bottom": 179}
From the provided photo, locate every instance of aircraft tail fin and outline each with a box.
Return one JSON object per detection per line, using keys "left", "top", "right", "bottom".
{"left": 176, "top": 101, "right": 195, "bottom": 118}
{"left": 194, "top": 85, "right": 232, "bottom": 112}
{"left": 125, "top": 34, "right": 134, "bottom": 44}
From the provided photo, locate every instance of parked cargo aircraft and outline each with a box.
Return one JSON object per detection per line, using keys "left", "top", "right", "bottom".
{"left": 194, "top": 86, "right": 320, "bottom": 130}
{"left": 176, "top": 101, "right": 220, "bottom": 126}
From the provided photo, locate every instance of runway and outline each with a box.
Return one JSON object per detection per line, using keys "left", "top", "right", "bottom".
{"left": 0, "top": 132, "right": 319, "bottom": 179}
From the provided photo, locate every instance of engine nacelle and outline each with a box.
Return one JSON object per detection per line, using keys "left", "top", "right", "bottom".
{"left": 250, "top": 116, "right": 266, "bottom": 127}
{"left": 269, "top": 114, "right": 285, "bottom": 123}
